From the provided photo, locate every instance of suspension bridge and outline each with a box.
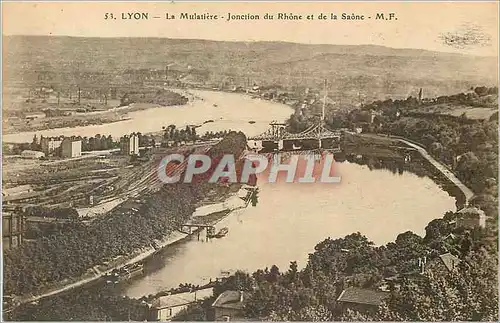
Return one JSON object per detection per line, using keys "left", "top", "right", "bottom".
{"left": 248, "top": 79, "right": 343, "bottom": 152}
{"left": 248, "top": 120, "right": 343, "bottom": 152}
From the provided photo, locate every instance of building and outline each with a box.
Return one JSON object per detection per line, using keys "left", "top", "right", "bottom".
{"left": 424, "top": 252, "right": 460, "bottom": 278}
{"left": 61, "top": 137, "right": 82, "bottom": 158}
{"left": 456, "top": 206, "right": 486, "bottom": 229}
{"left": 336, "top": 287, "right": 389, "bottom": 314}
{"left": 25, "top": 112, "right": 46, "bottom": 120}
{"left": 150, "top": 289, "right": 213, "bottom": 321}
{"left": 120, "top": 133, "right": 140, "bottom": 155}
{"left": 2, "top": 212, "right": 25, "bottom": 249}
{"left": 40, "top": 136, "right": 63, "bottom": 156}
{"left": 212, "top": 290, "right": 250, "bottom": 321}
{"left": 40, "top": 136, "right": 82, "bottom": 158}
{"left": 20, "top": 150, "right": 45, "bottom": 159}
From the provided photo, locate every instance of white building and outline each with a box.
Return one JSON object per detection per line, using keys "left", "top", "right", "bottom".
{"left": 120, "top": 133, "right": 140, "bottom": 155}
{"left": 61, "top": 138, "right": 82, "bottom": 158}
{"left": 41, "top": 136, "right": 63, "bottom": 156}
{"left": 247, "top": 140, "right": 263, "bottom": 151}
{"left": 150, "top": 289, "right": 213, "bottom": 321}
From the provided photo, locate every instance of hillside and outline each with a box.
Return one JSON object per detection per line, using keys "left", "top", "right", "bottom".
{"left": 3, "top": 35, "right": 498, "bottom": 105}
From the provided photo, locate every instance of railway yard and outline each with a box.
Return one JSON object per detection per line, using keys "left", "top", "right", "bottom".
{"left": 2, "top": 143, "right": 213, "bottom": 230}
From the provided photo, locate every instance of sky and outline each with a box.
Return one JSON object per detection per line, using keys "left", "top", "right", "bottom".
{"left": 2, "top": 1, "right": 499, "bottom": 56}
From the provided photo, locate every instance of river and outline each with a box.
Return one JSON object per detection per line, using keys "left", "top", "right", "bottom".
{"left": 6, "top": 89, "right": 457, "bottom": 300}
{"left": 119, "top": 155, "right": 455, "bottom": 298}
{"left": 2, "top": 89, "right": 293, "bottom": 143}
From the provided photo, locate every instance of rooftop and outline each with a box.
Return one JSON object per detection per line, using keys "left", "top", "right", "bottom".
{"left": 438, "top": 252, "right": 460, "bottom": 272}
{"left": 336, "top": 287, "right": 389, "bottom": 307}
{"left": 457, "top": 206, "right": 485, "bottom": 216}
{"left": 151, "top": 293, "right": 196, "bottom": 310}
{"left": 212, "top": 290, "right": 250, "bottom": 310}
{"left": 151, "top": 289, "right": 212, "bottom": 310}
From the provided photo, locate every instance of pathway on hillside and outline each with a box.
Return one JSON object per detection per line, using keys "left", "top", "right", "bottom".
{"left": 396, "top": 138, "right": 475, "bottom": 205}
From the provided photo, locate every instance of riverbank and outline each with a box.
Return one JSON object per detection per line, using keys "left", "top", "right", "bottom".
{"left": 3, "top": 89, "right": 189, "bottom": 135}
{"left": 346, "top": 131, "right": 475, "bottom": 209}
{"left": 395, "top": 136, "right": 474, "bottom": 204}
{"left": 13, "top": 230, "right": 190, "bottom": 307}
{"left": 8, "top": 183, "right": 256, "bottom": 312}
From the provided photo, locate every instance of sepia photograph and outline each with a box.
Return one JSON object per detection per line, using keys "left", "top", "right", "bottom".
{"left": 1, "top": 1, "right": 499, "bottom": 321}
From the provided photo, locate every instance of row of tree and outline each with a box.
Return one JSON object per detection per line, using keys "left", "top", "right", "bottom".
{"left": 362, "top": 86, "right": 498, "bottom": 112}
{"left": 120, "top": 89, "right": 188, "bottom": 107}
{"left": 162, "top": 125, "right": 198, "bottom": 144}
{"left": 161, "top": 125, "right": 236, "bottom": 146}
{"left": 3, "top": 184, "right": 197, "bottom": 296}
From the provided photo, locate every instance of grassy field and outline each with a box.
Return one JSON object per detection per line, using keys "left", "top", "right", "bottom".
{"left": 406, "top": 103, "right": 498, "bottom": 120}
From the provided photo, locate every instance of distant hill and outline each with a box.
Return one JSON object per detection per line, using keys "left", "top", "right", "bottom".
{"left": 3, "top": 35, "right": 498, "bottom": 105}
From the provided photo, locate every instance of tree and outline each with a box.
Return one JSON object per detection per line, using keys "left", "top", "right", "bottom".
{"left": 269, "top": 265, "right": 280, "bottom": 283}
{"left": 286, "top": 261, "right": 299, "bottom": 284}
{"left": 251, "top": 189, "right": 259, "bottom": 207}
{"left": 31, "top": 134, "right": 39, "bottom": 150}
{"left": 379, "top": 248, "right": 498, "bottom": 321}
{"left": 474, "top": 86, "right": 489, "bottom": 97}
{"left": 191, "top": 127, "right": 197, "bottom": 142}
{"left": 172, "top": 302, "right": 208, "bottom": 321}
{"left": 94, "top": 134, "right": 102, "bottom": 150}
{"left": 120, "top": 93, "right": 131, "bottom": 106}
{"left": 213, "top": 271, "right": 253, "bottom": 298}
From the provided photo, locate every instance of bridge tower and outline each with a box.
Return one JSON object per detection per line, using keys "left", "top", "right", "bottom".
{"left": 269, "top": 121, "right": 286, "bottom": 139}
{"left": 321, "top": 79, "right": 327, "bottom": 122}
{"left": 318, "top": 79, "right": 329, "bottom": 148}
